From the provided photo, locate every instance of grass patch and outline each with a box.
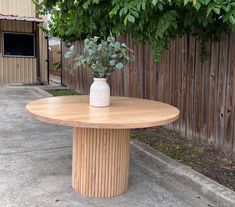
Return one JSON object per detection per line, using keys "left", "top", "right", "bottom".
{"left": 47, "top": 89, "right": 79, "bottom": 96}
{"left": 132, "top": 127, "right": 235, "bottom": 191}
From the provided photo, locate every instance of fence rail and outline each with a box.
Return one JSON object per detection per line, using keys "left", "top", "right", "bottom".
{"left": 62, "top": 34, "right": 235, "bottom": 153}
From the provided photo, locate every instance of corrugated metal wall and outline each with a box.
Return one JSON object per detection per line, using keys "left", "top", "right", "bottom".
{"left": 0, "top": 0, "right": 48, "bottom": 84}
{"left": 0, "top": 20, "right": 37, "bottom": 84}
{"left": 0, "top": 0, "right": 35, "bottom": 17}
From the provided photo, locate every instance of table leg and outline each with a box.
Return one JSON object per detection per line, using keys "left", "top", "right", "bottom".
{"left": 72, "top": 127, "right": 130, "bottom": 198}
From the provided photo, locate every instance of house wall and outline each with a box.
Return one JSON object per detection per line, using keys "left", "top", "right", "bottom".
{"left": 0, "top": 0, "right": 48, "bottom": 84}
{"left": 0, "top": 20, "right": 37, "bottom": 84}
{"left": 0, "top": 0, "right": 35, "bottom": 17}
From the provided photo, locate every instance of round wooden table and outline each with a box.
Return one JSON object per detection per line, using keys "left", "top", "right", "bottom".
{"left": 26, "top": 95, "right": 179, "bottom": 198}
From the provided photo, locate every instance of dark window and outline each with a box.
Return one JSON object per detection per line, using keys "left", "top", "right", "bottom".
{"left": 3, "top": 33, "right": 35, "bottom": 57}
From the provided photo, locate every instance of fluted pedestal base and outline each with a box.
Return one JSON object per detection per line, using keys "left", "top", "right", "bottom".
{"left": 72, "top": 128, "right": 130, "bottom": 198}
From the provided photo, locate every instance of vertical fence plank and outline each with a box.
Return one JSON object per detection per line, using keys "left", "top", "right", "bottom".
{"left": 180, "top": 35, "right": 188, "bottom": 137}
{"left": 149, "top": 45, "right": 158, "bottom": 100}
{"left": 224, "top": 33, "right": 235, "bottom": 152}
{"left": 169, "top": 41, "right": 175, "bottom": 106}
{"left": 138, "top": 44, "right": 144, "bottom": 98}
{"left": 163, "top": 47, "right": 170, "bottom": 103}
{"left": 154, "top": 55, "right": 159, "bottom": 101}
{"left": 201, "top": 41, "right": 211, "bottom": 143}
{"left": 158, "top": 49, "right": 165, "bottom": 102}
{"left": 208, "top": 40, "right": 219, "bottom": 145}
{"left": 186, "top": 35, "right": 196, "bottom": 139}
{"left": 216, "top": 35, "right": 229, "bottom": 148}
{"left": 174, "top": 38, "right": 181, "bottom": 131}
{"left": 165, "top": 42, "right": 172, "bottom": 129}
{"left": 194, "top": 39, "right": 203, "bottom": 142}
{"left": 144, "top": 44, "right": 150, "bottom": 99}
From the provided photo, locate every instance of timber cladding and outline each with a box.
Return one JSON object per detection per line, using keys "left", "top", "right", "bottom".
{"left": 62, "top": 34, "right": 235, "bottom": 154}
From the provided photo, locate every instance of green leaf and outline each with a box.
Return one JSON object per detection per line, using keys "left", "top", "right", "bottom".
{"left": 92, "top": 0, "right": 99, "bottom": 4}
{"left": 158, "top": 4, "right": 163, "bottom": 11}
{"left": 194, "top": 1, "right": 201, "bottom": 11}
{"left": 142, "top": 1, "right": 146, "bottom": 10}
{"left": 129, "top": 55, "right": 135, "bottom": 61}
{"left": 213, "top": 7, "right": 221, "bottom": 15}
{"left": 97, "top": 44, "right": 102, "bottom": 50}
{"left": 152, "top": 0, "right": 158, "bottom": 6}
{"left": 120, "top": 7, "right": 128, "bottom": 16}
{"left": 206, "top": 5, "right": 213, "bottom": 17}
{"left": 64, "top": 51, "right": 73, "bottom": 58}
{"left": 199, "top": 0, "right": 210, "bottom": 6}
{"left": 109, "top": 6, "right": 119, "bottom": 18}
{"left": 184, "top": 0, "right": 190, "bottom": 6}
{"left": 121, "top": 43, "right": 127, "bottom": 48}
{"left": 114, "top": 42, "right": 121, "bottom": 48}
{"left": 115, "top": 62, "right": 124, "bottom": 69}
{"left": 110, "top": 60, "right": 116, "bottom": 66}
{"left": 82, "top": 1, "right": 90, "bottom": 9}
{"left": 229, "top": 15, "right": 235, "bottom": 25}
{"left": 223, "top": 5, "right": 231, "bottom": 13}
{"left": 64, "top": 45, "right": 75, "bottom": 58}
{"left": 132, "top": 11, "right": 139, "bottom": 18}
{"left": 127, "top": 14, "right": 135, "bottom": 23}
{"left": 124, "top": 16, "right": 128, "bottom": 26}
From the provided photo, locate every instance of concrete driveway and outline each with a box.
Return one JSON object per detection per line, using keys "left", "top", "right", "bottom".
{"left": 0, "top": 86, "right": 215, "bottom": 207}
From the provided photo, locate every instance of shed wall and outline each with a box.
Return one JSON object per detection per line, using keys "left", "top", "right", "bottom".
{"left": 0, "top": 20, "right": 37, "bottom": 84}
{"left": 0, "top": 0, "right": 48, "bottom": 84}
{"left": 0, "top": 0, "right": 35, "bottom": 17}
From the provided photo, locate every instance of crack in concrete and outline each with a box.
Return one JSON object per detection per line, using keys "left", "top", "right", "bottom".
{"left": 0, "top": 146, "right": 72, "bottom": 156}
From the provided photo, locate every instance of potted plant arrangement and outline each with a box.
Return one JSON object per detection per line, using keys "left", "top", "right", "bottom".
{"left": 65, "top": 35, "right": 134, "bottom": 107}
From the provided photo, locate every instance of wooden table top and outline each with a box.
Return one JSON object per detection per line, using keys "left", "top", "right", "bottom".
{"left": 26, "top": 96, "right": 179, "bottom": 129}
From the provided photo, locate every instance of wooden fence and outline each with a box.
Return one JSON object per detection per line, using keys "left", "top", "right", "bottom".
{"left": 49, "top": 44, "right": 61, "bottom": 76}
{"left": 62, "top": 34, "right": 235, "bottom": 154}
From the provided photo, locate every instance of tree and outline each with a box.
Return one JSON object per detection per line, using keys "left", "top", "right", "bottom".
{"left": 35, "top": 0, "right": 235, "bottom": 61}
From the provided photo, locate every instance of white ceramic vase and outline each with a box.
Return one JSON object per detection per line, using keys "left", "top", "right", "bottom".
{"left": 89, "top": 78, "right": 110, "bottom": 107}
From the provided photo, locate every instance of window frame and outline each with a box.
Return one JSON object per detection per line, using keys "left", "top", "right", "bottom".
{"left": 2, "top": 32, "right": 36, "bottom": 58}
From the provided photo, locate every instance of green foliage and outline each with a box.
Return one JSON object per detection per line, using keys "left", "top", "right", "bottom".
{"left": 52, "top": 61, "right": 61, "bottom": 70}
{"left": 48, "top": 89, "right": 78, "bottom": 96}
{"left": 36, "top": 0, "right": 235, "bottom": 62}
{"left": 65, "top": 35, "right": 134, "bottom": 78}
